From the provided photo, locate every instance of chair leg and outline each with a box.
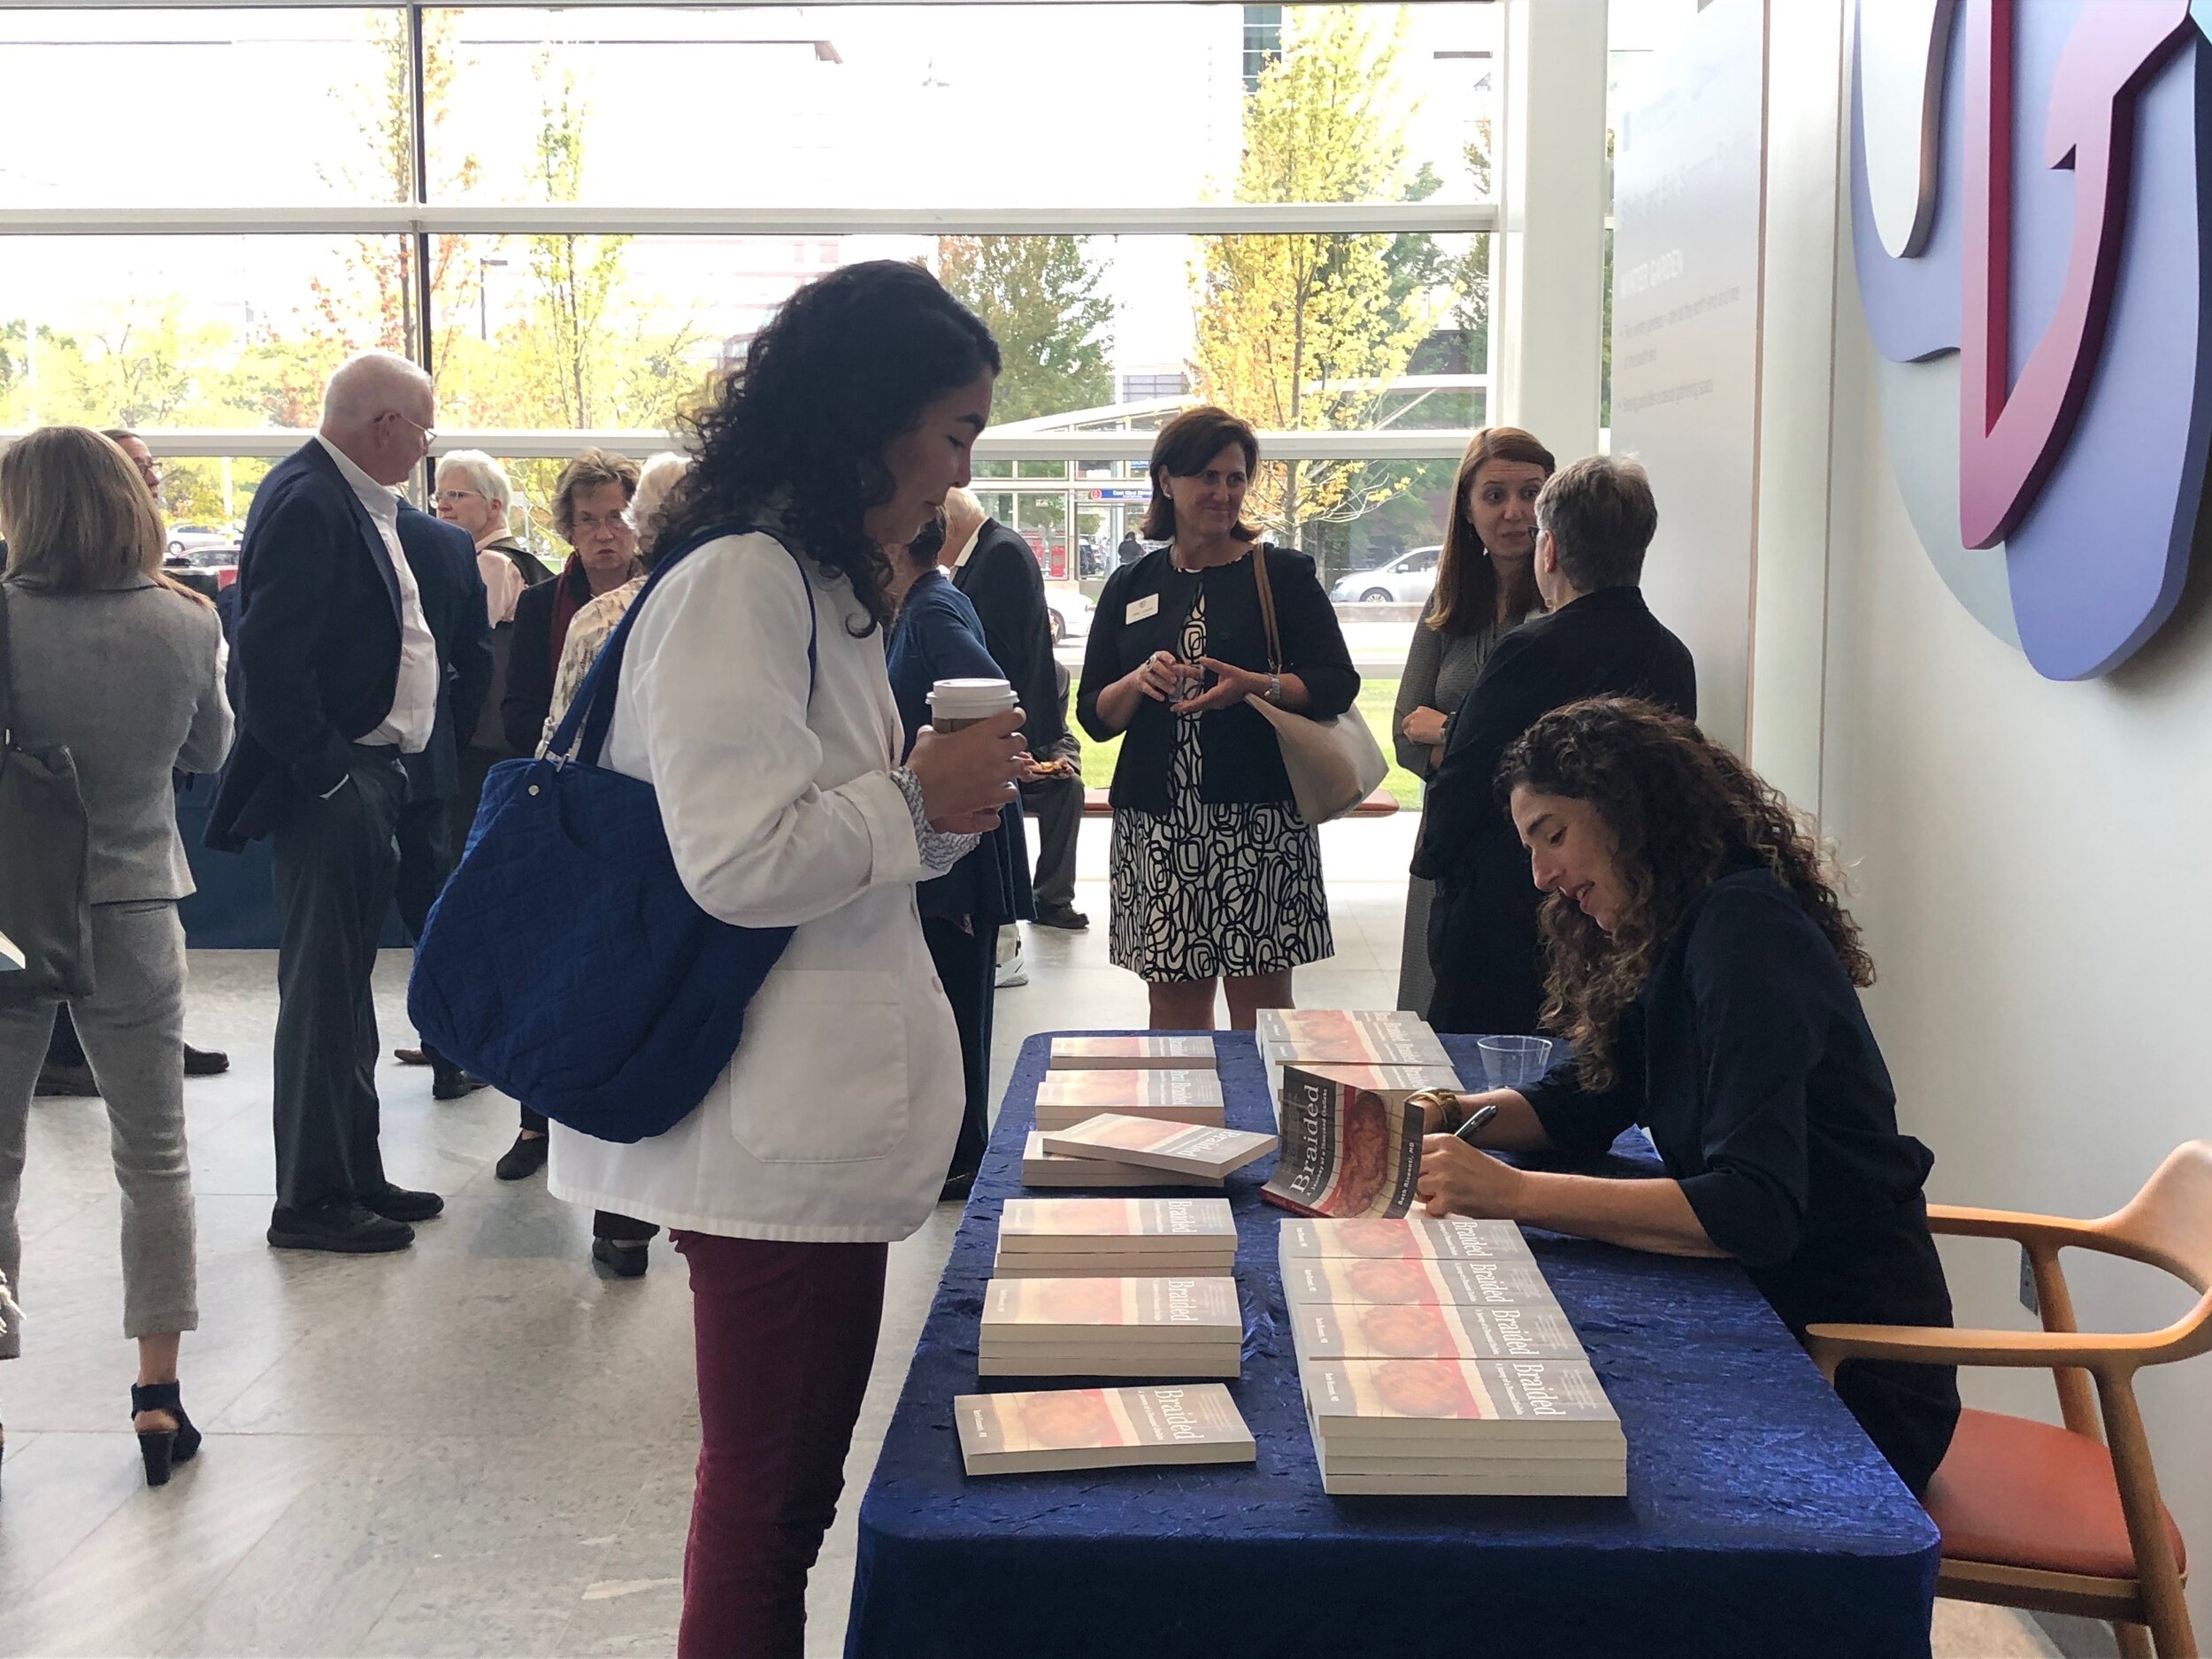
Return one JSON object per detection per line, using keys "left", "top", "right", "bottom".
{"left": 2113, "top": 1622, "right": 2153, "bottom": 1659}
{"left": 2095, "top": 1376, "right": 2196, "bottom": 1659}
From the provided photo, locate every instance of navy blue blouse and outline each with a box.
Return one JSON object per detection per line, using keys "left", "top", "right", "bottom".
{"left": 886, "top": 570, "right": 1035, "bottom": 927}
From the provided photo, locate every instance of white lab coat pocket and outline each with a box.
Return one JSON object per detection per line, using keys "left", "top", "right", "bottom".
{"left": 726, "top": 969, "right": 911, "bottom": 1164}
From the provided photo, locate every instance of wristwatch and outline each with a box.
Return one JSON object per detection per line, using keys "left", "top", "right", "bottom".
{"left": 1264, "top": 672, "right": 1282, "bottom": 703}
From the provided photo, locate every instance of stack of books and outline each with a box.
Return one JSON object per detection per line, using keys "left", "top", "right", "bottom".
{"left": 1049, "top": 1035, "right": 1218, "bottom": 1071}
{"left": 978, "top": 1274, "right": 1244, "bottom": 1379}
{"left": 955, "top": 1384, "right": 1256, "bottom": 1476}
{"left": 1040, "top": 1115, "right": 1279, "bottom": 1181}
{"left": 1033, "top": 1068, "right": 1225, "bottom": 1132}
{"left": 993, "top": 1196, "right": 1238, "bottom": 1279}
{"left": 1254, "top": 1010, "right": 1457, "bottom": 1102}
{"left": 1278, "top": 1217, "right": 1624, "bottom": 1494}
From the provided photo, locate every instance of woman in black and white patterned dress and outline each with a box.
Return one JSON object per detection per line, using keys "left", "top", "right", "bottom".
{"left": 1077, "top": 408, "right": 1360, "bottom": 1031}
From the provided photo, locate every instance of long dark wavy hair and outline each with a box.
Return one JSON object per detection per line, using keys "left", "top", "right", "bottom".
{"left": 655, "top": 260, "right": 1000, "bottom": 634}
{"left": 1430, "top": 426, "right": 1555, "bottom": 637}
{"left": 1496, "top": 698, "right": 1874, "bottom": 1090}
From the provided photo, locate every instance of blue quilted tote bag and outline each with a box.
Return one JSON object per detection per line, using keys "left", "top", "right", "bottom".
{"left": 406, "top": 525, "right": 816, "bottom": 1142}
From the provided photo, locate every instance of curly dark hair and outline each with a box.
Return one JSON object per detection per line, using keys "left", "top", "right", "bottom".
{"left": 654, "top": 260, "right": 1000, "bottom": 634}
{"left": 1496, "top": 698, "right": 1874, "bottom": 1091}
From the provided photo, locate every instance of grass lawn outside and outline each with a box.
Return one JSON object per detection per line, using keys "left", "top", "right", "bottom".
{"left": 1077, "top": 677, "right": 1426, "bottom": 811}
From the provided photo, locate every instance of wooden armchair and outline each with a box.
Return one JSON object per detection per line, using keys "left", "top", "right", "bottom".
{"left": 1806, "top": 1141, "right": 2212, "bottom": 1659}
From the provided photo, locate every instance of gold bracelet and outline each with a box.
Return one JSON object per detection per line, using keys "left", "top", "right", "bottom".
{"left": 1408, "top": 1087, "right": 1463, "bottom": 1133}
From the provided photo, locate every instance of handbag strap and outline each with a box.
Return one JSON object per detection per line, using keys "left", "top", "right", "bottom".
{"left": 0, "top": 581, "right": 17, "bottom": 749}
{"left": 1248, "top": 542, "right": 1284, "bottom": 674}
{"left": 554, "top": 523, "right": 819, "bottom": 768}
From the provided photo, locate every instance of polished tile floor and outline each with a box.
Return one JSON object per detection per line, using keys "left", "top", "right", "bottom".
{"left": 0, "top": 816, "right": 2060, "bottom": 1657}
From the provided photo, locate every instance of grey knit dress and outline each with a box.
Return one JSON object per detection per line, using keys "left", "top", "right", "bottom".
{"left": 1392, "top": 595, "right": 1537, "bottom": 1013}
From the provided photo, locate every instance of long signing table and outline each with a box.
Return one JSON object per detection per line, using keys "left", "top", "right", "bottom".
{"left": 844, "top": 1031, "right": 1940, "bottom": 1659}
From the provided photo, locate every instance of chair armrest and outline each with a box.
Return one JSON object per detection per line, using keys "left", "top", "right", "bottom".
{"left": 1804, "top": 1321, "right": 2150, "bottom": 1375}
{"left": 1927, "top": 1203, "right": 2108, "bottom": 1252}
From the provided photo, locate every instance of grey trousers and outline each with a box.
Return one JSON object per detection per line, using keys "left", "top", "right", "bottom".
{"left": 0, "top": 900, "right": 199, "bottom": 1358}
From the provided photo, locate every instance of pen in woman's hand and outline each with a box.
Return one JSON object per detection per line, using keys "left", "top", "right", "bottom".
{"left": 1453, "top": 1102, "right": 1501, "bottom": 1145}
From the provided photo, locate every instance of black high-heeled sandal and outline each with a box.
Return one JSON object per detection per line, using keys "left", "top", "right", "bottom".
{"left": 130, "top": 1381, "right": 203, "bottom": 1487}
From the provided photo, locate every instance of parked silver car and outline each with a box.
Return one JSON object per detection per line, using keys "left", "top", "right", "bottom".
{"left": 1331, "top": 544, "right": 1440, "bottom": 605}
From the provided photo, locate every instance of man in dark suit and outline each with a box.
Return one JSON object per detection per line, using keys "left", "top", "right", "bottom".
{"left": 1413, "top": 455, "right": 1697, "bottom": 1036}
{"left": 942, "top": 488, "right": 1087, "bottom": 936}
{"left": 208, "top": 351, "right": 450, "bottom": 1254}
{"left": 390, "top": 502, "right": 493, "bottom": 1101}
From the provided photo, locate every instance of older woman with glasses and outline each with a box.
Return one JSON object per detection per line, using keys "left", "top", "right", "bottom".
{"left": 501, "top": 448, "right": 641, "bottom": 757}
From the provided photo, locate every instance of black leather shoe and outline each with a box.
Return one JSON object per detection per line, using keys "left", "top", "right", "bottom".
{"left": 495, "top": 1132, "right": 549, "bottom": 1181}
{"left": 266, "top": 1202, "right": 414, "bottom": 1253}
{"left": 34, "top": 1061, "right": 96, "bottom": 1097}
{"left": 432, "top": 1070, "right": 488, "bottom": 1101}
{"left": 361, "top": 1185, "right": 443, "bottom": 1224}
{"left": 183, "top": 1044, "right": 229, "bottom": 1077}
{"left": 1033, "top": 905, "right": 1090, "bottom": 931}
{"left": 592, "top": 1237, "right": 649, "bottom": 1279}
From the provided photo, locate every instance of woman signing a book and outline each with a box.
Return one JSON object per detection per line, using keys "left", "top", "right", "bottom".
{"left": 1411, "top": 699, "right": 1960, "bottom": 1497}
{"left": 543, "top": 261, "right": 1027, "bottom": 1658}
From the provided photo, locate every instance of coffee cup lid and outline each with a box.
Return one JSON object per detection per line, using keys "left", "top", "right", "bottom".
{"left": 928, "top": 678, "right": 1018, "bottom": 710}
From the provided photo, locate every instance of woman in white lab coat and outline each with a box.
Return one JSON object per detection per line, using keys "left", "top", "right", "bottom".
{"left": 546, "top": 260, "right": 1025, "bottom": 1659}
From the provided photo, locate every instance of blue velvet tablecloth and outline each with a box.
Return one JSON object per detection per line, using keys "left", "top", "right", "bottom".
{"left": 844, "top": 1032, "right": 1939, "bottom": 1659}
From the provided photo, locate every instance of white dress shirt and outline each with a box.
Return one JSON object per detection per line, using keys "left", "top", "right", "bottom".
{"left": 315, "top": 434, "right": 439, "bottom": 754}
{"left": 547, "top": 533, "right": 965, "bottom": 1242}
{"left": 478, "top": 547, "right": 526, "bottom": 626}
{"left": 950, "top": 520, "right": 984, "bottom": 571}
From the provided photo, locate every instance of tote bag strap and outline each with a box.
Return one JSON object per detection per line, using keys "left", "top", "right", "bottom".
{"left": 555, "top": 524, "right": 820, "bottom": 768}
{"left": 1248, "top": 542, "right": 1285, "bottom": 674}
{"left": 0, "top": 582, "right": 14, "bottom": 748}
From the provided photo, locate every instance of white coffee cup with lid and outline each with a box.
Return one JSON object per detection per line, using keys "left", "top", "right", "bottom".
{"left": 927, "top": 677, "right": 1018, "bottom": 733}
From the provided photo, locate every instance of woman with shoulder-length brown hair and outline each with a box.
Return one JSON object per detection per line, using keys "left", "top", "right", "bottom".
{"left": 1411, "top": 697, "right": 1960, "bottom": 1497}
{"left": 0, "top": 426, "right": 233, "bottom": 1487}
{"left": 1076, "top": 406, "right": 1360, "bottom": 1031}
{"left": 1392, "top": 426, "right": 1554, "bottom": 1012}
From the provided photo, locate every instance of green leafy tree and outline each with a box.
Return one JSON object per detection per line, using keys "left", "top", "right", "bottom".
{"left": 1191, "top": 4, "right": 1440, "bottom": 548}
{"left": 936, "top": 235, "right": 1114, "bottom": 422}
{"left": 307, "top": 11, "right": 483, "bottom": 364}
{"left": 517, "top": 58, "right": 631, "bottom": 430}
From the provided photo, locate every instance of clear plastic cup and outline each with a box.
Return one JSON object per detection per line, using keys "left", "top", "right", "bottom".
{"left": 1479, "top": 1034, "right": 1556, "bottom": 1093}
{"left": 927, "top": 677, "right": 1017, "bottom": 733}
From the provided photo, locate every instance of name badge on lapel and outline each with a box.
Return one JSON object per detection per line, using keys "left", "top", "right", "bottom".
{"left": 1125, "top": 593, "right": 1161, "bottom": 624}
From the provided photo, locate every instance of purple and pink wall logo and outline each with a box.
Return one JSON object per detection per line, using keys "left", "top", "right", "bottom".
{"left": 1851, "top": 0, "right": 2212, "bottom": 679}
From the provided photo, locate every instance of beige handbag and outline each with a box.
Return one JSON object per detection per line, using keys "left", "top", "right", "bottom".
{"left": 1246, "top": 546, "right": 1389, "bottom": 825}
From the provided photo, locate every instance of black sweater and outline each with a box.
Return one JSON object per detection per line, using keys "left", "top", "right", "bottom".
{"left": 1077, "top": 543, "right": 1359, "bottom": 813}
{"left": 1521, "top": 865, "right": 1961, "bottom": 1494}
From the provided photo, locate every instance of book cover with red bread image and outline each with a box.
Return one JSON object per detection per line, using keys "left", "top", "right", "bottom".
{"left": 1261, "top": 1064, "right": 1433, "bottom": 1218}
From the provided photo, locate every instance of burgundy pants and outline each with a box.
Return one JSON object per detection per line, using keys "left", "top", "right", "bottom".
{"left": 673, "top": 1231, "right": 888, "bottom": 1659}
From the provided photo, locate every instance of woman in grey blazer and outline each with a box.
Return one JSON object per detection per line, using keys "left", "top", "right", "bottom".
{"left": 0, "top": 426, "right": 233, "bottom": 1487}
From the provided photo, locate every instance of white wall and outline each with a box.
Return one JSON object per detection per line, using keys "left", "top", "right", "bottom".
{"left": 1815, "top": 297, "right": 2212, "bottom": 1637}
{"left": 1609, "top": 2, "right": 2212, "bottom": 1626}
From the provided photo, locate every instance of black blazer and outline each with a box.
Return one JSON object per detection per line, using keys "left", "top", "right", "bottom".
{"left": 395, "top": 503, "right": 493, "bottom": 804}
{"left": 951, "top": 518, "right": 1064, "bottom": 752}
{"left": 1077, "top": 543, "right": 1359, "bottom": 813}
{"left": 1415, "top": 584, "right": 1696, "bottom": 1033}
{"left": 208, "top": 439, "right": 409, "bottom": 849}
{"left": 502, "top": 560, "right": 592, "bottom": 755}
